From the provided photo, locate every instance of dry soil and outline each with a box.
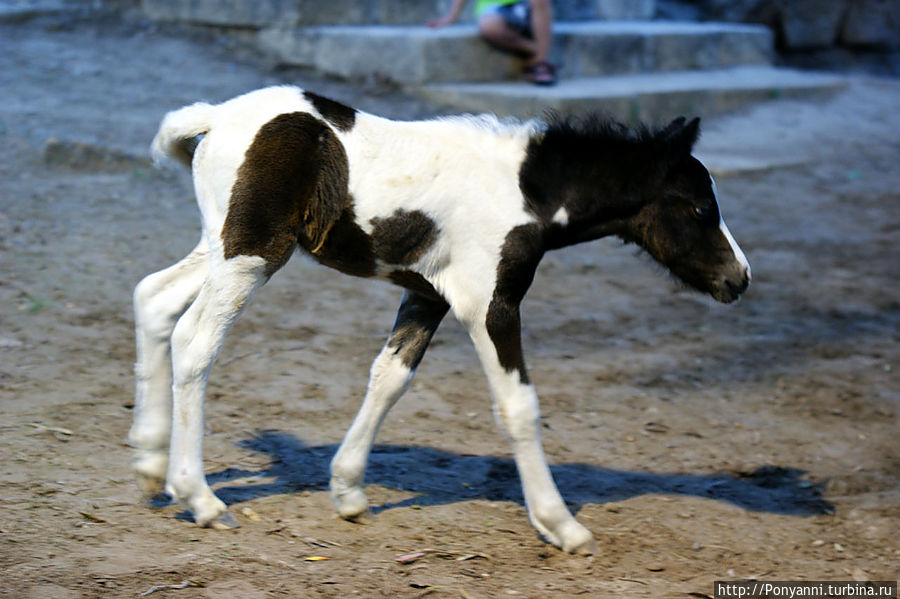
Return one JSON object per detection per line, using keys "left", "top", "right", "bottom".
{"left": 0, "top": 11, "right": 898, "bottom": 599}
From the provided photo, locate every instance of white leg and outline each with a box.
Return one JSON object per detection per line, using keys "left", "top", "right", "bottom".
{"left": 330, "top": 345, "right": 414, "bottom": 518}
{"left": 331, "top": 291, "right": 448, "bottom": 519}
{"left": 166, "top": 254, "right": 267, "bottom": 527}
{"left": 468, "top": 323, "right": 596, "bottom": 554}
{"left": 129, "top": 242, "right": 208, "bottom": 497}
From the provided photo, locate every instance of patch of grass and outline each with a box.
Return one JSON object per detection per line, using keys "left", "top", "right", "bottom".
{"left": 25, "top": 295, "right": 49, "bottom": 313}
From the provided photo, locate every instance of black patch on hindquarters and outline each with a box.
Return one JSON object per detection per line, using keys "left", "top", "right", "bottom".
{"left": 303, "top": 91, "right": 357, "bottom": 132}
{"left": 370, "top": 209, "right": 439, "bottom": 266}
{"left": 386, "top": 291, "right": 450, "bottom": 369}
{"left": 485, "top": 224, "right": 546, "bottom": 384}
{"left": 223, "top": 112, "right": 349, "bottom": 275}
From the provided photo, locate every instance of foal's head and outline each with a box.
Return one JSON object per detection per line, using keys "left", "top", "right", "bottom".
{"left": 625, "top": 117, "right": 751, "bottom": 303}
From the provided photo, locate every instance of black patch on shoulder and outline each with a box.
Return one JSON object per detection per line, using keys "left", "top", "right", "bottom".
{"left": 485, "top": 224, "right": 546, "bottom": 384}
{"left": 224, "top": 112, "right": 349, "bottom": 275}
{"left": 303, "top": 91, "right": 356, "bottom": 132}
{"left": 386, "top": 291, "right": 450, "bottom": 369}
{"left": 370, "top": 210, "right": 438, "bottom": 266}
{"left": 388, "top": 270, "right": 444, "bottom": 303}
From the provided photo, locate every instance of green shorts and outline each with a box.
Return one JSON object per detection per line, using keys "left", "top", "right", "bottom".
{"left": 477, "top": 0, "right": 532, "bottom": 38}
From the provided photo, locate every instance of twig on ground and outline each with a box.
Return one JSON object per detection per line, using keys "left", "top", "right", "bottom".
{"left": 139, "top": 580, "right": 204, "bottom": 596}
{"left": 26, "top": 422, "right": 74, "bottom": 436}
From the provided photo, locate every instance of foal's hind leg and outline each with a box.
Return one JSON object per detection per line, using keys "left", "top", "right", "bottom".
{"left": 129, "top": 241, "right": 208, "bottom": 497}
{"left": 165, "top": 253, "right": 269, "bottom": 527}
{"left": 331, "top": 291, "right": 449, "bottom": 519}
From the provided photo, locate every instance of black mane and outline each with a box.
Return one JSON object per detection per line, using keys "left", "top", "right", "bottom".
{"left": 541, "top": 112, "right": 659, "bottom": 150}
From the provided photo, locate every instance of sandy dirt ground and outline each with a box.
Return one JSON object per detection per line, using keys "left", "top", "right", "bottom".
{"left": 0, "top": 11, "right": 898, "bottom": 599}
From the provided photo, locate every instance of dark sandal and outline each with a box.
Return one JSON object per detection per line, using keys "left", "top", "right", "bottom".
{"left": 525, "top": 61, "right": 557, "bottom": 86}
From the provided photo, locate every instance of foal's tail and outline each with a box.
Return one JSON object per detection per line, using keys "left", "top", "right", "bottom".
{"left": 150, "top": 102, "right": 215, "bottom": 170}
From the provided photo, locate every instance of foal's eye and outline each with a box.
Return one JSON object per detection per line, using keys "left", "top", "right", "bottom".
{"left": 692, "top": 205, "right": 712, "bottom": 220}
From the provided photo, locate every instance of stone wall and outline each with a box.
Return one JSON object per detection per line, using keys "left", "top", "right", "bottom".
{"left": 691, "top": 0, "right": 899, "bottom": 50}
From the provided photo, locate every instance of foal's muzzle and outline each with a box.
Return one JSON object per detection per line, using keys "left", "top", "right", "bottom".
{"left": 712, "top": 265, "right": 751, "bottom": 304}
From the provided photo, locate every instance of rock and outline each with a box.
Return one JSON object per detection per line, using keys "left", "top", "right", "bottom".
{"left": 694, "top": 0, "right": 899, "bottom": 53}
{"left": 700, "top": 0, "right": 780, "bottom": 24}
{"left": 841, "top": 0, "right": 900, "bottom": 47}
{"left": 779, "top": 0, "right": 847, "bottom": 49}
{"left": 43, "top": 138, "right": 149, "bottom": 173}
{"left": 693, "top": 0, "right": 844, "bottom": 50}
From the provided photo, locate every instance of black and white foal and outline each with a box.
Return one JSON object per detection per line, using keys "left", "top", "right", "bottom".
{"left": 129, "top": 86, "right": 750, "bottom": 554}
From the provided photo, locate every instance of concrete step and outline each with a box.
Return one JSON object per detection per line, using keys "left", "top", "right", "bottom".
{"left": 141, "top": 0, "right": 655, "bottom": 28}
{"left": 259, "top": 21, "right": 773, "bottom": 85}
{"left": 415, "top": 66, "right": 846, "bottom": 121}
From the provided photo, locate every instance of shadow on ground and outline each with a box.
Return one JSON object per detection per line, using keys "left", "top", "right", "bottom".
{"left": 188, "top": 430, "right": 832, "bottom": 519}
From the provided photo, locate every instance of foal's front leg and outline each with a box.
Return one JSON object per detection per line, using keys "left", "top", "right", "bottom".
{"left": 468, "top": 302, "right": 597, "bottom": 554}
{"left": 331, "top": 291, "right": 449, "bottom": 519}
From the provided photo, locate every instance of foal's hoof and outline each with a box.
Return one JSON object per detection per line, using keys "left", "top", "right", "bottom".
{"left": 570, "top": 536, "right": 599, "bottom": 556}
{"left": 558, "top": 521, "right": 597, "bottom": 555}
{"left": 133, "top": 451, "right": 168, "bottom": 499}
{"left": 207, "top": 510, "right": 240, "bottom": 530}
{"left": 341, "top": 509, "right": 374, "bottom": 525}
{"left": 136, "top": 472, "right": 166, "bottom": 500}
{"left": 331, "top": 485, "right": 370, "bottom": 521}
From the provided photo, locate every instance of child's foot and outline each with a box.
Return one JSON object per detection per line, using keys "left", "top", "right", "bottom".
{"left": 525, "top": 61, "right": 557, "bottom": 86}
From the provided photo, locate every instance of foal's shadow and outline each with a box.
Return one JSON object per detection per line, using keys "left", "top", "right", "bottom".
{"left": 195, "top": 430, "right": 831, "bottom": 519}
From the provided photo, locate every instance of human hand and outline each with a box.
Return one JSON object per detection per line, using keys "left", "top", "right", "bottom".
{"left": 426, "top": 15, "right": 456, "bottom": 28}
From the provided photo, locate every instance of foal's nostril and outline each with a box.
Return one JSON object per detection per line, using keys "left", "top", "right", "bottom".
{"left": 723, "top": 270, "right": 750, "bottom": 300}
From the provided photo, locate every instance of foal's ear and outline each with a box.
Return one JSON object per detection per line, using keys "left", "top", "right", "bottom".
{"left": 658, "top": 116, "right": 687, "bottom": 140}
{"left": 659, "top": 117, "right": 701, "bottom": 164}
{"left": 672, "top": 117, "right": 700, "bottom": 152}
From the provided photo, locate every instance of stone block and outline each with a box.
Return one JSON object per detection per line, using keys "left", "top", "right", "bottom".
{"left": 258, "top": 25, "right": 315, "bottom": 64}
{"left": 649, "top": 30, "right": 724, "bottom": 71}
{"left": 562, "top": 32, "right": 646, "bottom": 77}
{"left": 647, "top": 25, "right": 772, "bottom": 71}
{"left": 717, "top": 24, "right": 775, "bottom": 65}
{"left": 259, "top": 25, "right": 518, "bottom": 84}
{"left": 559, "top": 23, "right": 771, "bottom": 78}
